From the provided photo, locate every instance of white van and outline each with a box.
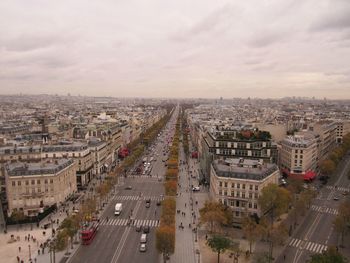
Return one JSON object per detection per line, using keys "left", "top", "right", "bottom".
{"left": 115, "top": 203, "right": 122, "bottom": 215}
{"left": 140, "top": 233, "right": 147, "bottom": 243}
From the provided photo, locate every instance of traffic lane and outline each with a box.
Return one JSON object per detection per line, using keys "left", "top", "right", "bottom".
{"left": 290, "top": 208, "right": 322, "bottom": 240}
{"left": 308, "top": 211, "right": 335, "bottom": 245}
{"left": 70, "top": 224, "right": 125, "bottom": 263}
{"left": 119, "top": 223, "right": 159, "bottom": 263}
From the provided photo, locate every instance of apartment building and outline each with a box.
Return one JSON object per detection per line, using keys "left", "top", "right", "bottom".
{"left": 42, "top": 143, "right": 93, "bottom": 188}
{"left": 210, "top": 158, "right": 279, "bottom": 225}
{"left": 5, "top": 159, "right": 77, "bottom": 217}
{"left": 88, "top": 139, "right": 108, "bottom": 176}
{"left": 309, "top": 121, "right": 337, "bottom": 161}
{"left": 200, "top": 128, "right": 278, "bottom": 184}
{"left": 279, "top": 134, "right": 318, "bottom": 180}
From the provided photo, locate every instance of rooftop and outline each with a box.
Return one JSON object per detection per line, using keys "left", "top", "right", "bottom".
{"left": 212, "top": 158, "right": 278, "bottom": 181}
{"left": 6, "top": 159, "right": 74, "bottom": 177}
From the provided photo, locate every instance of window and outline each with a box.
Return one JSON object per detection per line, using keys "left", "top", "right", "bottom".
{"left": 224, "top": 182, "right": 228, "bottom": 187}
{"left": 242, "top": 184, "right": 246, "bottom": 190}
{"left": 295, "top": 155, "right": 298, "bottom": 158}
{"left": 31, "top": 180, "right": 35, "bottom": 185}
{"left": 237, "top": 183, "right": 240, "bottom": 189}
{"left": 248, "top": 202, "right": 252, "bottom": 208}
{"left": 249, "top": 193, "right": 252, "bottom": 198}
{"left": 45, "top": 179, "right": 48, "bottom": 184}
{"left": 50, "top": 179, "right": 53, "bottom": 184}
{"left": 224, "top": 191, "right": 227, "bottom": 196}
{"left": 249, "top": 185, "right": 253, "bottom": 190}
{"left": 235, "top": 211, "right": 239, "bottom": 217}
{"left": 255, "top": 185, "right": 258, "bottom": 191}
{"left": 300, "top": 150, "right": 303, "bottom": 154}
{"left": 254, "top": 203, "right": 258, "bottom": 209}
{"left": 219, "top": 190, "right": 222, "bottom": 195}
{"left": 231, "top": 183, "right": 235, "bottom": 188}
{"left": 12, "top": 181, "right": 16, "bottom": 186}
{"left": 219, "top": 181, "right": 222, "bottom": 187}
{"left": 37, "top": 180, "right": 41, "bottom": 184}
{"left": 26, "top": 181, "right": 29, "bottom": 186}
{"left": 231, "top": 191, "right": 234, "bottom": 197}
{"left": 18, "top": 181, "right": 21, "bottom": 186}
{"left": 242, "top": 192, "right": 245, "bottom": 198}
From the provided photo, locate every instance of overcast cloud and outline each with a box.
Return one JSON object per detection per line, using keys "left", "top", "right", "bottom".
{"left": 0, "top": 0, "right": 350, "bottom": 99}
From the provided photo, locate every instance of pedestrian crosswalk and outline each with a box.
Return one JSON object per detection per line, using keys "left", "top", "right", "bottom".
{"left": 100, "top": 218, "right": 160, "bottom": 228}
{"left": 311, "top": 205, "right": 339, "bottom": 215}
{"left": 112, "top": 195, "right": 164, "bottom": 202}
{"left": 289, "top": 238, "right": 327, "bottom": 254}
{"left": 326, "top": 186, "right": 350, "bottom": 192}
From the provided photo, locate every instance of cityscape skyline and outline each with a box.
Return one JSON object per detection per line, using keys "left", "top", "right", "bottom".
{"left": 1, "top": 0, "right": 350, "bottom": 99}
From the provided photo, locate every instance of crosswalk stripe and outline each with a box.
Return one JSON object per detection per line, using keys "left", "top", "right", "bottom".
{"left": 306, "top": 242, "right": 312, "bottom": 250}
{"left": 310, "top": 243, "right": 316, "bottom": 252}
{"left": 289, "top": 238, "right": 296, "bottom": 246}
{"left": 315, "top": 244, "right": 321, "bottom": 252}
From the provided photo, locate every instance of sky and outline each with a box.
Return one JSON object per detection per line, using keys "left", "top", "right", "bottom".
{"left": 0, "top": 0, "right": 350, "bottom": 99}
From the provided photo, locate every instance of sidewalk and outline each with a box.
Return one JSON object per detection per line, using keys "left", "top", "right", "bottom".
{"left": 170, "top": 140, "right": 208, "bottom": 263}
{"left": 0, "top": 176, "right": 105, "bottom": 263}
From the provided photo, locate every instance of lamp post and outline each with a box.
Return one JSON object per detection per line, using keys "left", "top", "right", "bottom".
{"left": 28, "top": 244, "right": 31, "bottom": 261}
{"left": 196, "top": 249, "right": 200, "bottom": 263}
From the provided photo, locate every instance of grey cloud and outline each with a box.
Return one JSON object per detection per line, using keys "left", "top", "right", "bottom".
{"left": 310, "top": 6, "right": 350, "bottom": 32}
{"left": 248, "top": 31, "right": 287, "bottom": 48}
{"left": 3, "top": 35, "right": 61, "bottom": 52}
{"left": 170, "top": 4, "right": 237, "bottom": 42}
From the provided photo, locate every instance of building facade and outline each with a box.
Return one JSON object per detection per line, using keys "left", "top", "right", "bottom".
{"left": 210, "top": 158, "right": 279, "bottom": 225}
{"left": 5, "top": 159, "right": 77, "bottom": 217}
{"left": 279, "top": 134, "right": 318, "bottom": 177}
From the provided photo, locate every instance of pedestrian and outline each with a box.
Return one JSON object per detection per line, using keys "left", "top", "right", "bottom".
{"left": 38, "top": 249, "right": 40, "bottom": 255}
{"left": 17, "top": 256, "right": 20, "bottom": 263}
{"left": 18, "top": 246, "right": 21, "bottom": 252}
{"left": 283, "top": 254, "right": 286, "bottom": 260}
{"left": 185, "top": 203, "right": 187, "bottom": 208}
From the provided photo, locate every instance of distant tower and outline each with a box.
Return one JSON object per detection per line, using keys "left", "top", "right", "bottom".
{"left": 38, "top": 114, "right": 49, "bottom": 144}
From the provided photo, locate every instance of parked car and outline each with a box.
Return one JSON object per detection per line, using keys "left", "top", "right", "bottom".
{"left": 192, "top": 186, "right": 200, "bottom": 192}
{"left": 125, "top": 186, "right": 132, "bottom": 190}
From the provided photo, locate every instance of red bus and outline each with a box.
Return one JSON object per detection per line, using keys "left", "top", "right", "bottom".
{"left": 81, "top": 221, "right": 99, "bottom": 245}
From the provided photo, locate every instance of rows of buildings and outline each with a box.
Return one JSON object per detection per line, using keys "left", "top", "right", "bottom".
{"left": 0, "top": 95, "right": 167, "bottom": 218}
{"left": 186, "top": 98, "right": 350, "bottom": 224}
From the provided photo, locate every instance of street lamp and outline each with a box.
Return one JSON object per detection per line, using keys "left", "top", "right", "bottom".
{"left": 28, "top": 244, "right": 31, "bottom": 261}
{"left": 196, "top": 249, "right": 200, "bottom": 263}
{"left": 49, "top": 240, "right": 56, "bottom": 263}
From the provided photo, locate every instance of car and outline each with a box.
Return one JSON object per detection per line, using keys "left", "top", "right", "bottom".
{"left": 158, "top": 177, "right": 162, "bottom": 182}
{"left": 139, "top": 243, "right": 147, "bottom": 252}
{"left": 192, "top": 186, "right": 200, "bottom": 192}
{"left": 342, "top": 191, "right": 349, "bottom": 196}
{"left": 143, "top": 225, "right": 150, "bottom": 233}
{"left": 146, "top": 202, "right": 151, "bottom": 208}
{"left": 156, "top": 200, "right": 161, "bottom": 206}
{"left": 125, "top": 186, "right": 132, "bottom": 190}
{"left": 334, "top": 196, "right": 340, "bottom": 201}
{"left": 136, "top": 225, "right": 142, "bottom": 232}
